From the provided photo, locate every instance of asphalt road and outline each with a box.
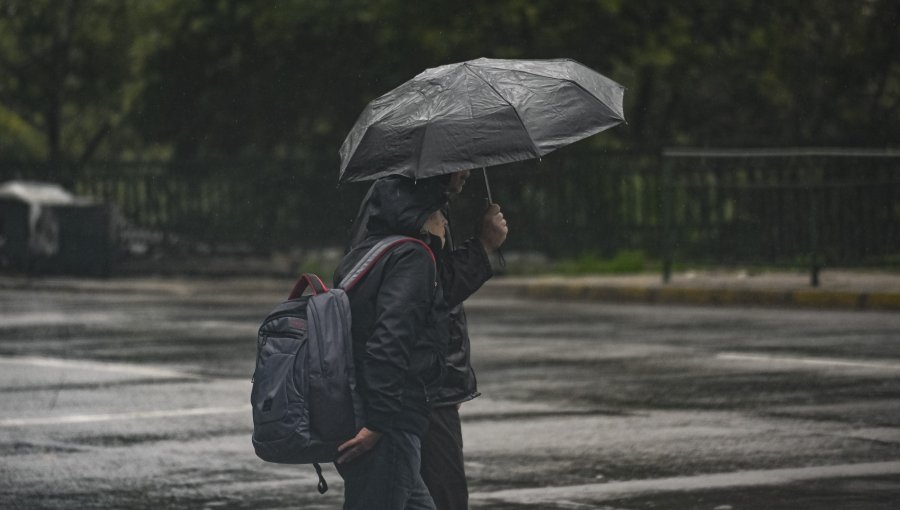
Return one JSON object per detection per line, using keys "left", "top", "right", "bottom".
{"left": 1, "top": 279, "right": 899, "bottom": 509}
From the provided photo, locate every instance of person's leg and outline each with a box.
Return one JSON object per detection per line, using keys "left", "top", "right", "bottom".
{"left": 405, "top": 475, "right": 438, "bottom": 510}
{"left": 337, "top": 429, "right": 436, "bottom": 510}
{"left": 397, "top": 431, "right": 436, "bottom": 510}
{"left": 336, "top": 434, "right": 393, "bottom": 510}
{"left": 421, "top": 406, "right": 468, "bottom": 510}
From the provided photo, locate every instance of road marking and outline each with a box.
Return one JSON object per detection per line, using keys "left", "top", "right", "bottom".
{"left": 0, "top": 406, "right": 246, "bottom": 427}
{"left": 470, "top": 461, "right": 900, "bottom": 505}
{"left": 0, "top": 311, "right": 128, "bottom": 327}
{"left": 0, "top": 356, "right": 202, "bottom": 379}
{"left": 716, "top": 352, "right": 900, "bottom": 371}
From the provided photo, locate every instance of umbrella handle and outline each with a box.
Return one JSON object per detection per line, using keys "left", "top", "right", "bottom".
{"left": 482, "top": 168, "right": 506, "bottom": 270}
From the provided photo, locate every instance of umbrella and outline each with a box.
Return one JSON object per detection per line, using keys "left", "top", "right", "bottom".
{"left": 338, "top": 57, "right": 625, "bottom": 185}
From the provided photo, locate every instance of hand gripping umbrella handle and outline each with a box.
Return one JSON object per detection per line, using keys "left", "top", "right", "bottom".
{"left": 482, "top": 168, "right": 505, "bottom": 269}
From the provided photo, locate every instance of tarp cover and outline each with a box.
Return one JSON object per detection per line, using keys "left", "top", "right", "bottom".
{"left": 0, "top": 181, "right": 88, "bottom": 257}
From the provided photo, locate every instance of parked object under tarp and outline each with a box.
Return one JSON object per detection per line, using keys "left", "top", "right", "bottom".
{"left": 0, "top": 180, "right": 115, "bottom": 276}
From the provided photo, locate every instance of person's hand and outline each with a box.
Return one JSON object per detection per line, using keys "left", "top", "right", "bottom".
{"left": 336, "top": 427, "right": 382, "bottom": 464}
{"left": 480, "top": 203, "right": 508, "bottom": 252}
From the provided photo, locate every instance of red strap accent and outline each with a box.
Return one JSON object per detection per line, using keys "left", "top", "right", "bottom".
{"left": 342, "top": 238, "right": 435, "bottom": 292}
{"left": 312, "top": 274, "right": 329, "bottom": 292}
{"left": 288, "top": 273, "right": 330, "bottom": 299}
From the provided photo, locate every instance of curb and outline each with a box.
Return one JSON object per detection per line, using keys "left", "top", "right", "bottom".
{"left": 0, "top": 276, "right": 289, "bottom": 298}
{"left": 520, "top": 283, "right": 900, "bottom": 311}
{"left": 3, "top": 275, "right": 899, "bottom": 312}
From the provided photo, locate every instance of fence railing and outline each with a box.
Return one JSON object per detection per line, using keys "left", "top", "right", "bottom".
{"left": 0, "top": 158, "right": 368, "bottom": 251}
{"left": 1, "top": 149, "right": 898, "bottom": 283}
{"left": 659, "top": 148, "right": 900, "bottom": 285}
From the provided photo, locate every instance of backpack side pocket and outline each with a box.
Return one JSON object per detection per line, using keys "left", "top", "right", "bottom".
{"left": 251, "top": 332, "right": 307, "bottom": 440}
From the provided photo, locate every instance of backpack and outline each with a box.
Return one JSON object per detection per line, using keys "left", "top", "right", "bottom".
{"left": 250, "top": 235, "right": 432, "bottom": 493}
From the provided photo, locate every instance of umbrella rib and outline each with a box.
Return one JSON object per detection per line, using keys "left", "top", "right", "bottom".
{"left": 470, "top": 61, "right": 571, "bottom": 81}
{"left": 414, "top": 110, "right": 430, "bottom": 180}
{"left": 471, "top": 61, "right": 626, "bottom": 121}
{"left": 564, "top": 80, "right": 626, "bottom": 121}
{"left": 500, "top": 72, "right": 625, "bottom": 123}
{"left": 463, "top": 63, "right": 543, "bottom": 159}
{"left": 472, "top": 58, "right": 619, "bottom": 88}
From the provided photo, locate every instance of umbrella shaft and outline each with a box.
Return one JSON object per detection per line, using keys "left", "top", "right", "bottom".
{"left": 481, "top": 167, "right": 506, "bottom": 269}
{"left": 483, "top": 168, "right": 493, "bottom": 204}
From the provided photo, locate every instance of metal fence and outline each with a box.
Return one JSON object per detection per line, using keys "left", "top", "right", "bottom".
{"left": 659, "top": 148, "right": 900, "bottom": 284}
{"left": 461, "top": 152, "right": 663, "bottom": 258}
{"left": 0, "top": 157, "right": 368, "bottom": 252}
{"left": 2, "top": 149, "right": 898, "bottom": 281}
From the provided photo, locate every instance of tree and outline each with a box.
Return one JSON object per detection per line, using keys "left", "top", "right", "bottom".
{"left": 3, "top": 0, "right": 897, "bottom": 169}
{"left": 0, "top": 0, "right": 147, "bottom": 174}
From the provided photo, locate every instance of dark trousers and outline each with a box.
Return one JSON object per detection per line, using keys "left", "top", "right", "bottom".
{"left": 421, "top": 406, "right": 468, "bottom": 510}
{"left": 336, "top": 429, "right": 436, "bottom": 510}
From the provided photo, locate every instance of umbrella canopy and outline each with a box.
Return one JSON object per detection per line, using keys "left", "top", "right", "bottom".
{"left": 339, "top": 58, "right": 625, "bottom": 183}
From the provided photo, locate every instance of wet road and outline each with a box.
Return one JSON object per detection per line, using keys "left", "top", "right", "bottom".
{"left": 1, "top": 279, "right": 899, "bottom": 509}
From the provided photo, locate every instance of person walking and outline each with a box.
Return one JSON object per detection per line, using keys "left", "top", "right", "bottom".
{"left": 332, "top": 175, "right": 452, "bottom": 510}
{"left": 346, "top": 169, "right": 508, "bottom": 510}
{"left": 421, "top": 169, "right": 507, "bottom": 510}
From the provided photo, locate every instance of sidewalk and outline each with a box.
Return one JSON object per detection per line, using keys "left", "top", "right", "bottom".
{"left": 484, "top": 269, "right": 900, "bottom": 311}
{"left": 1, "top": 269, "right": 899, "bottom": 311}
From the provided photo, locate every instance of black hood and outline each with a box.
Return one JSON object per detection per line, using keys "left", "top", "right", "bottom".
{"left": 352, "top": 175, "right": 450, "bottom": 243}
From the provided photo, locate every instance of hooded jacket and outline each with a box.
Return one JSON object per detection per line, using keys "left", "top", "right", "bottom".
{"left": 333, "top": 176, "right": 450, "bottom": 437}
{"left": 347, "top": 179, "right": 493, "bottom": 407}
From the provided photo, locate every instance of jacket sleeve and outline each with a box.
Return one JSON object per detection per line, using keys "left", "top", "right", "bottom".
{"left": 363, "top": 245, "right": 436, "bottom": 433}
{"left": 441, "top": 237, "right": 493, "bottom": 309}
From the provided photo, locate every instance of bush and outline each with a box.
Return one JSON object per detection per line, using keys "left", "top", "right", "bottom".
{"left": 554, "top": 250, "right": 651, "bottom": 275}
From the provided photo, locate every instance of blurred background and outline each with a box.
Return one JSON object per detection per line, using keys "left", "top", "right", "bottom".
{"left": 0, "top": 0, "right": 898, "bottom": 279}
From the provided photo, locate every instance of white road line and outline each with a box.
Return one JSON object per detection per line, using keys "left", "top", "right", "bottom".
{"left": 0, "top": 406, "right": 246, "bottom": 427}
{"left": 716, "top": 352, "right": 900, "bottom": 371}
{"left": 0, "top": 311, "right": 126, "bottom": 327}
{"left": 0, "top": 356, "right": 202, "bottom": 379}
{"left": 470, "top": 461, "right": 900, "bottom": 505}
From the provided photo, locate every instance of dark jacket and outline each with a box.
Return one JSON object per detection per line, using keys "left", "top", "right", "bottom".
{"left": 432, "top": 219, "right": 493, "bottom": 406}
{"left": 347, "top": 180, "right": 493, "bottom": 407}
{"left": 334, "top": 176, "right": 450, "bottom": 437}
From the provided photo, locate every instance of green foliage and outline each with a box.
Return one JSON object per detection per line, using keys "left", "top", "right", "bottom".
{"left": 0, "top": 103, "right": 43, "bottom": 158}
{"left": 1, "top": 0, "right": 898, "bottom": 165}
{"left": 555, "top": 250, "right": 652, "bottom": 275}
{"left": 0, "top": 0, "right": 151, "bottom": 168}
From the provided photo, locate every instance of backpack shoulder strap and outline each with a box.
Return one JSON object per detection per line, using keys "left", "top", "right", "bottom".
{"left": 287, "top": 273, "right": 329, "bottom": 299}
{"left": 339, "top": 235, "right": 434, "bottom": 292}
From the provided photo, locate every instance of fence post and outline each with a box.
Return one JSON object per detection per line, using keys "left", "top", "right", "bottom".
{"left": 809, "top": 177, "right": 821, "bottom": 287}
{"left": 661, "top": 155, "right": 674, "bottom": 284}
